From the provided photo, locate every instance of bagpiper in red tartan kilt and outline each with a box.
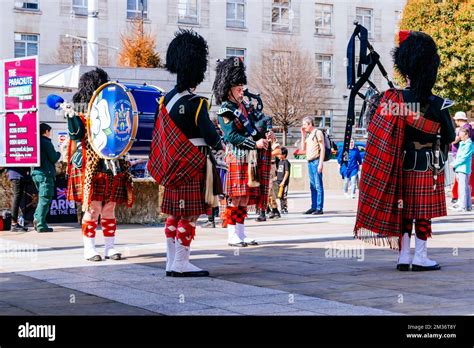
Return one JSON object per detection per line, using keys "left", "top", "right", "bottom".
{"left": 214, "top": 59, "right": 273, "bottom": 247}
{"left": 355, "top": 31, "right": 457, "bottom": 272}
{"left": 147, "top": 30, "right": 224, "bottom": 278}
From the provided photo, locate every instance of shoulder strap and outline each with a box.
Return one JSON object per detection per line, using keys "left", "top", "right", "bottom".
{"left": 165, "top": 90, "right": 192, "bottom": 113}
{"left": 195, "top": 98, "right": 207, "bottom": 126}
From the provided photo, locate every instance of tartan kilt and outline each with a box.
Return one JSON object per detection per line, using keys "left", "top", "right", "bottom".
{"left": 402, "top": 169, "right": 447, "bottom": 219}
{"left": 68, "top": 170, "right": 132, "bottom": 206}
{"left": 249, "top": 148, "right": 272, "bottom": 209}
{"left": 110, "top": 172, "right": 133, "bottom": 205}
{"left": 226, "top": 155, "right": 250, "bottom": 198}
{"left": 162, "top": 170, "right": 208, "bottom": 216}
{"left": 67, "top": 165, "right": 83, "bottom": 202}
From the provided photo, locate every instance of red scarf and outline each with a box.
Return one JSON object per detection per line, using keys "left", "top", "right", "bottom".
{"left": 147, "top": 99, "right": 206, "bottom": 189}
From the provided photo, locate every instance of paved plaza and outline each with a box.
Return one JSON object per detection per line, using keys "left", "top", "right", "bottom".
{"left": 0, "top": 191, "right": 472, "bottom": 316}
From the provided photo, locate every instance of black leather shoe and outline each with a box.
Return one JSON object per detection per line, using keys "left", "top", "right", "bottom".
{"left": 396, "top": 264, "right": 410, "bottom": 271}
{"left": 412, "top": 264, "right": 441, "bottom": 271}
{"left": 245, "top": 240, "right": 259, "bottom": 246}
{"left": 166, "top": 271, "right": 172, "bottom": 277}
{"left": 228, "top": 242, "right": 248, "bottom": 247}
{"left": 255, "top": 215, "right": 266, "bottom": 222}
{"left": 170, "top": 270, "right": 210, "bottom": 277}
{"left": 37, "top": 227, "right": 54, "bottom": 233}
{"left": 303, "top": 209, "right": 315, "bottom": 214}
{"left": 10, "top": 224, "right": 28, "bottom": 232}
{"left": 87, "top": 255, "right": 102, "bottom": 262}
{"left": 312, "top": 210, "right": 324, "bottom": 215}
{"left": 105, "top": 253, "right": 122, "bottom": 260}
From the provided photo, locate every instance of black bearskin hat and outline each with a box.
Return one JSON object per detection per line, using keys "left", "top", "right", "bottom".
{"left": 212, "top": 57, "right": 247, "bottom": 104}
{"left": 166, "top": 29, "right": 208, "bottom": 93}
{"left": 72, "top": 67, "right": 109, "bottom": 104}
{"left": 392, "top": 31, "right": 440, "bottom": 103}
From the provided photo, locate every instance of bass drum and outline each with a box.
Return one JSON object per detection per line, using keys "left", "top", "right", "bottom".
{"left": 87, "top": 82, "right": 164, "bottom": 159}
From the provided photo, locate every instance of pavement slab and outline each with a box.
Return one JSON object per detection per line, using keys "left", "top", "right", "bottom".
{"left": 0, "top": 190, "right": 472, "bottom": 315}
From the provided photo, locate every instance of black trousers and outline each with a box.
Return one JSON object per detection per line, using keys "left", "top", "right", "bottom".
{"left": 10, "top": 179, "right": 27, "bottom": 223}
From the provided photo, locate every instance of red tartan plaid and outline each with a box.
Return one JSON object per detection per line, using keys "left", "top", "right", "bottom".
{"left": 406, "top": 113, "right": 440, "bottom": 134}
{"left": 110, "top": 172, "right": 134, "bottom": 207}
{"left": 67, "top": 165, "right": 83, "bottom": 202}
{"left": 90, "top": 172, "right": 109, "bottom": 202}
{"left": 402, "top": 169, "right": 446, "bottom": 219}
{"left": 147, "top": 102, "right": 206, "bottom": 189}
{"left": 226, "top": 154, "right": 250, "bottom": 197}
{"left": 249, "top": 147, "right": 272, "bottom": 209}
{"left": 355, "top": 89, "right": 446, "bottom": 249}
{"left": 161, "top": 170, "right": 208, "bottom": 216}
{"left": 354, "top": 90, "right": 407, "bottom": 249}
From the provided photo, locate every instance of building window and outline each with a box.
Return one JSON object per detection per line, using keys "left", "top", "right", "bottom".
{"left": 314, "top": 110, "right": 333, "bottom": 133}
{"left": 315, "top": 54, "right": 332, "bottom": 85}
{"left": 127, "top": 0, "right": 147, "bottom": 19}
{"left": 272, "top": 0, "right": 291, "bottom": 32}
{"left": 73, "top": 0, "right": 88, "bottom": 16}
{"left": 226, "top": 47, "right": 246, "bottom": 62}
{"left": 71, "top": 37, "right": 87, "bottom": 65}
{"left": 356, "top": 8, "right": 373, "bottom": 38}
{"left": 14, "top": 0, "right": 39, "bottom": 10}
{"left": 14, "top": 33, "right": 39, "bottom": 58}
{"left": 178, "top": 0, "right": 199, "bottom": 25}
{"left": 315, "top": 3, "right": 332, "bottom": 35}
{"left": 226, "top": 0, "right": 245, "bottom": 29}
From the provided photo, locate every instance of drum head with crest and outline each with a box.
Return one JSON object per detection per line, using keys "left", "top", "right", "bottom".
{"left": 87, "top": 82, "right": 163, "bottom": 160}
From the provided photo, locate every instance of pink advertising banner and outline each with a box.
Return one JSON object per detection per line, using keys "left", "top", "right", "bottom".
{"left": 1, "top": 56, "right": 40, "bottom": 167}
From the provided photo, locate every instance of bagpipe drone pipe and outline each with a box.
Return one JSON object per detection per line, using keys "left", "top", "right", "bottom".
{"left": 342, "top": 21, "right": 395, "bottom": 164}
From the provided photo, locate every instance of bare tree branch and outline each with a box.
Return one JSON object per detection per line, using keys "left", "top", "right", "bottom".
{"left": 250, "top": 38, "right": 327, "bottom": 145}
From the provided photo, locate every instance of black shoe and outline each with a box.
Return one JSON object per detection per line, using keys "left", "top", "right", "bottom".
{"left": 411, "top": 263, "right": 441, "bottom": 271}
{"left": 105, "top": 253, "right": 122, "bottom": 260}
{"left": 281, "top": 209, "right": 288, "bottom": 214}
{"left": 228, "top": 242, "right": 248, "bottom": 247}
{"left": 166, "top": 271, "right": 172, "bottom": 277}
{"left": 170, "top": 270, "right": 210, "bottom": 277}
{"left": 396, "top": 264, "right": 410, "bottom": 271}
{"left": 451, "top": 199, "right": 458, "bottom": 204}
{"left": 87, "top": 255, "right": 102, "bottom": 262}
{"left": 37, "top": 227, "right": 54, "bottom": 233}
{"left": 266, "top": 206, "right": 271, "bottom": 214}
{"left": 312, "top": 210, "right": 324, "bottom": 215}
{"left": 10, "top": 224, "right": 28, "bottom": 232}
{"left": 303, "top": 208, "right": 316, "bottom": 214}
{"left": 255, "top": 214, "right": 266, "bottom": 222}
{"left": 269, "top": 209, "right": 281, "bottom": 219}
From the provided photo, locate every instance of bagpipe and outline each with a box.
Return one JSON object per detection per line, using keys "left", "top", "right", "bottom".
{"left": 342, "top": 22, "right": 395, "bottom": 164}
{"left": 243, "top": 88, "right": 273, "bottom": 137}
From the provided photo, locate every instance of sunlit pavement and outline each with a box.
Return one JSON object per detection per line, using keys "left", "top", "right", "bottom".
{"left": 0, "top": 190, "right": 472, "bottom": 315}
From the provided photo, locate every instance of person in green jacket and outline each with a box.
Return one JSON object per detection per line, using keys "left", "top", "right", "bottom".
{"left": 32, "top": 123, "right": 61, "bottom": 232}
